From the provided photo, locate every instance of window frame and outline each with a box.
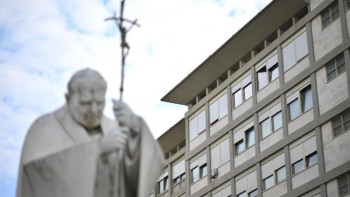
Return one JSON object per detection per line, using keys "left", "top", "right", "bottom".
{"left": 321, "top": 2, "right": 340, "bottom": 29}
{"left": 306, "top": 151, "right": 318, "bottom": 167}
{"left": 245, "top": 127, "right": 256, "bottom": 148}
{"left": 263, "top": 175, "right": 275, "bottom": 191}
{"left": 326, "top": 53, "right": 346, "bottom": 81}
{"left": 338, "top": 173, "right": 350, "bottom": 196}
{"left": 235, "top": 139, "right": 245, "bottom": 155}
{"left": 292, "top": 159, "right": 304, "bottom": 175}
{"left": 332, "top": 108, "right": 350, "bottom": 137}
{"left": 275, "top": 166, "right": 287, "bottom": 183}
{"left": 287, "top": 85, "right": 313, "bottom": 122}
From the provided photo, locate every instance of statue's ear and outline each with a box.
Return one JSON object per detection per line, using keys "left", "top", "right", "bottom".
{"left": 65, "top": 93, "right": 70, "bottom": 102}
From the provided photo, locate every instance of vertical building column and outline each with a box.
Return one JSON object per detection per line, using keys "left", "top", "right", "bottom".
{"left": 306, "top": 21, "right": 316, "bottom": 66}
{"left": 227, "top": 85, "right": 233, "bottom": 124}
{"left": 284, "top": 146, "right": 293, "bottom": 194}
{"left": 185, "top": 118, "right": 190, "bottom": 156}
{"left": 250, "top": 67, "right": 258, "bottom": 106}
{"left": 310, "top": 72, "right": 320, "bottom": 120}
{"left": 344, "top": 49, "right": 350, "bottom": 94}
{"left": 253, "top": 113, "right": 260, "bottom": 154}
{"left": 277, "top": 45, "right": 285, "bottom": 85}
{"left": 185, "top": 159, "right": 191, "bottom": 196}
{"left": 280, "top": 94, "right": 289, "bottom": 138}
{"left": 205, "top": 102, "right": 210, "bottom": 140}
{"left": 338, "top": 0, "right": 349, "bottom": 42}
{"left": 315, "top": 127, "right": 326, "bottom": 176}
{"left": 256, "top": 162, "right": 263, "bottom": 197}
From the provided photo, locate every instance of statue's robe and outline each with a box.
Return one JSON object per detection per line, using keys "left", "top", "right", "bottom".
{"left": 16, "top": 105, "right": 165, "bottom": 197}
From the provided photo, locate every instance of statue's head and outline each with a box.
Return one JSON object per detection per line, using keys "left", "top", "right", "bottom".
{"left": 65, "top": 68, "right": 107, "bottom": 129}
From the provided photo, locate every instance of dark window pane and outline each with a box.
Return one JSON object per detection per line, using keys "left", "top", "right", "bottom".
{"left": 234, "top": 89, "right": 243, "bottom": 108}
{"left": 246, "top": 128, "right": 255, "bottom": 148}
{"left": 200, "top": 164, "right": 207, "bottom": 178}
{"left": 334, "top": 126, "right": 343, "bottom": 136}
{"left": 191, "top": 167, "right": 199, "bottom": 183}
{"left": 248, "top": 189, "right": 258, "bottom": 197}
{"left": 322, "top": 12, "right": 331, "bottom": 27}
{"left": 235, "top": 140, "right": 245, "bottom": 155}
{"left": 272, "top": 112, "right": 283, "bottom": 131}
{"left": 332, "top": 4, "right": 340, "bottom": 20}
{"left": 306, "top": 152, "right": 318, "bottom": 167}
{"left": 288, "top": 99, "right": 300, "bottom": 121}
{"left": 258, "top": 67, "right": 268, "bottom": 90}
{"left": 261, "top": 118, "right": 271, "bottom": 139}
{"left": 244, "top": 83, "right": 252, "bottom": 100}
{"left": 264, "top": 176, "right": 274, "bottom": 190}
{"left": 301, "top": 85, "right": 313, "bottom": 112}
{"left": 269, "top": 64, "right": 279, "bottom": 82}
{"left": 292, "top": 159, "right": 304, "bottom": 175}
{"left": 276, "top": 166, "right": 286, "bottom": 183}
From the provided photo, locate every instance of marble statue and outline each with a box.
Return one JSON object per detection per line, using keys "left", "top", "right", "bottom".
{"left": 16, "top": 68, "right": 165, "bottom": 197}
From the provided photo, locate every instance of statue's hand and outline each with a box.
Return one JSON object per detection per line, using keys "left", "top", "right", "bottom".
{"left": 99, "top": 129, "right": 129, "bottom": 154}
{"left": 112, "top": 99, "right": 141, "bottom": 136}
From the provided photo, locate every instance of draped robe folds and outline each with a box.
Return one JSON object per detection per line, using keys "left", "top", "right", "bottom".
{"left": 16, "top": 105, "right": 165, "bottom": 197}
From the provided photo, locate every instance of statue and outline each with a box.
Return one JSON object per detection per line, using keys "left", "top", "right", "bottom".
{"left": 16, "top": 68, "right": 165, "bottom": 197}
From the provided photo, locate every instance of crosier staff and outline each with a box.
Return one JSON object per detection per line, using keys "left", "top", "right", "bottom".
{"left": 105, "top": 0, "right": 140, "bottom": 101}
{"left": 105, "top": 1, "right": 140, "bottom": 196}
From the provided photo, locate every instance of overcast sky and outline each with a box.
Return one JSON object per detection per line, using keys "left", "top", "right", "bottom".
{"left": 0, "top": 0, "right": 272, "bottom": 196}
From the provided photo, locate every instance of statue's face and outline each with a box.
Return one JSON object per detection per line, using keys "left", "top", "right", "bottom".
{"left": 67, "top": 78, "right": 106, "bottom": 129}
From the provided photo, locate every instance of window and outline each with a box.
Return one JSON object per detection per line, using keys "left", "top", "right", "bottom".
{"left": 301, "top": 85, "right": 313, "bottom": 112}
{"left": 263, "top": 176, "right": 274, "bottom": 190}
{"left": 248, "top": 189, "right": 258, "bottom": 197}
{"left": 244, "top": 83, "right": 253, "bottom": 100}
{"left": 158, "top": 175, "right": 169, "bottom": 193}
{"left": 282, "top": 31, "right": 308, "bottom": 71}
{"left": 235, "top": 139, "right": 244, "bottom": 155}
{"left": 287, "top": 85, "right": 313, "bottom": 121}
{"left": 189, "top": 110, "right": 206, "bottom": 141}
{"left": 211, "top": 138, "right": 230, "bottom": 171}
{"left": 346, "top": 0, "right": 350, "bottom": 10}
{"left": 232, "top": 75, "right": 252, "bottom": 108}
{"left": 272, "top": 112, "right": 282, "bottom": 131}
{"left": 292, "top": 159, "right": 304, "bottom": 175}
{"left": 246, "top": 128, "right": 255, "bottom": 148}
{"left": 233, "top": 89, "right": 243, "bottom": 108}
{"left": 257, "top": 67, "right": 268, "bottom": 90}
{"left": 321, "top": 2, "right": 340, "bottom": 28}
{"left": 210, "top": 94, "right": 229, "bottom": 125}
{"left": 173, "top": 160, "right": 185, "bottom": 184}
{"left": 200, "top": 163, "right": 208, "bottom": 178}
{"left": 269, "top": 63, "right": 279, "bottom": 82}
{"left": 306, "top": 152, "right": 318, "bottom": 167}
{"left": 191, "top": 166, "right": 199, "bottom": 183}
{"left": 288, "top": 99, "right": 300, "bottom": 121}
{"left": 276, "top": 166, "right": 286, "bottom": 183}
{"left": 257, "top": 54, "right": 279, "bottom": 90}
{"left": 338, "top": 173, "right": 350, "bottom": 196}
{"left": 326, "top": 53, "right": 346, "bottom": 81}
{"left": 260, "top": 111, "right": 282, "bottom": 139}
{"left": 332, "top": 108, "right": 350, "bottom": 137}
{"left": 260, "top": 118, "right": 271, "bottom": 139}
{"left": 237, "top": 191, "right": 247, "bottom": 197}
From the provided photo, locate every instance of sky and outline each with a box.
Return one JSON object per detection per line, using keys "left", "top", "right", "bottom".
{"left": 0, "top": 0, "right": 272, "bottom": 196}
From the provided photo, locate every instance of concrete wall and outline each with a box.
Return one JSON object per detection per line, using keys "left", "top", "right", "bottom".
{"left": 310, "top": 0, "right": 325, "bottom": 11}
{"left": 257, "top": 78, "right": 280, "bottom": 103}
{"left": 292, "top": 164, "right": 319, "bottom": 189}
{"left": 288, "top": 109, "right": 314, "bottom": 135}
{"left": 235, "top": 170, "right": 258, "bottom": 195}
{"left": 316, "top": 67, "right": 349, "bottom": 115}
{"left": 262, "top": 181, "right": 287, "bottom": 197}
{"left": 284, "top": 57, "right": 310, "bottom": 83}
{"left": 210, "top": 116, "right": 228, "bottom": 136}
{"left": 326, "top": 179, "right": 339, "bottom": 197}
{"left": 321, "top": 121, "right": 350, "bottom": 172}
{"left": 190, "top": 131, "right": 206, "bottom": 151}
{"left": 232, "top": 98, "right": 253, "bottom": 121}
{"left": 312, "top": 15, "right": 343, "bottom": 61}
